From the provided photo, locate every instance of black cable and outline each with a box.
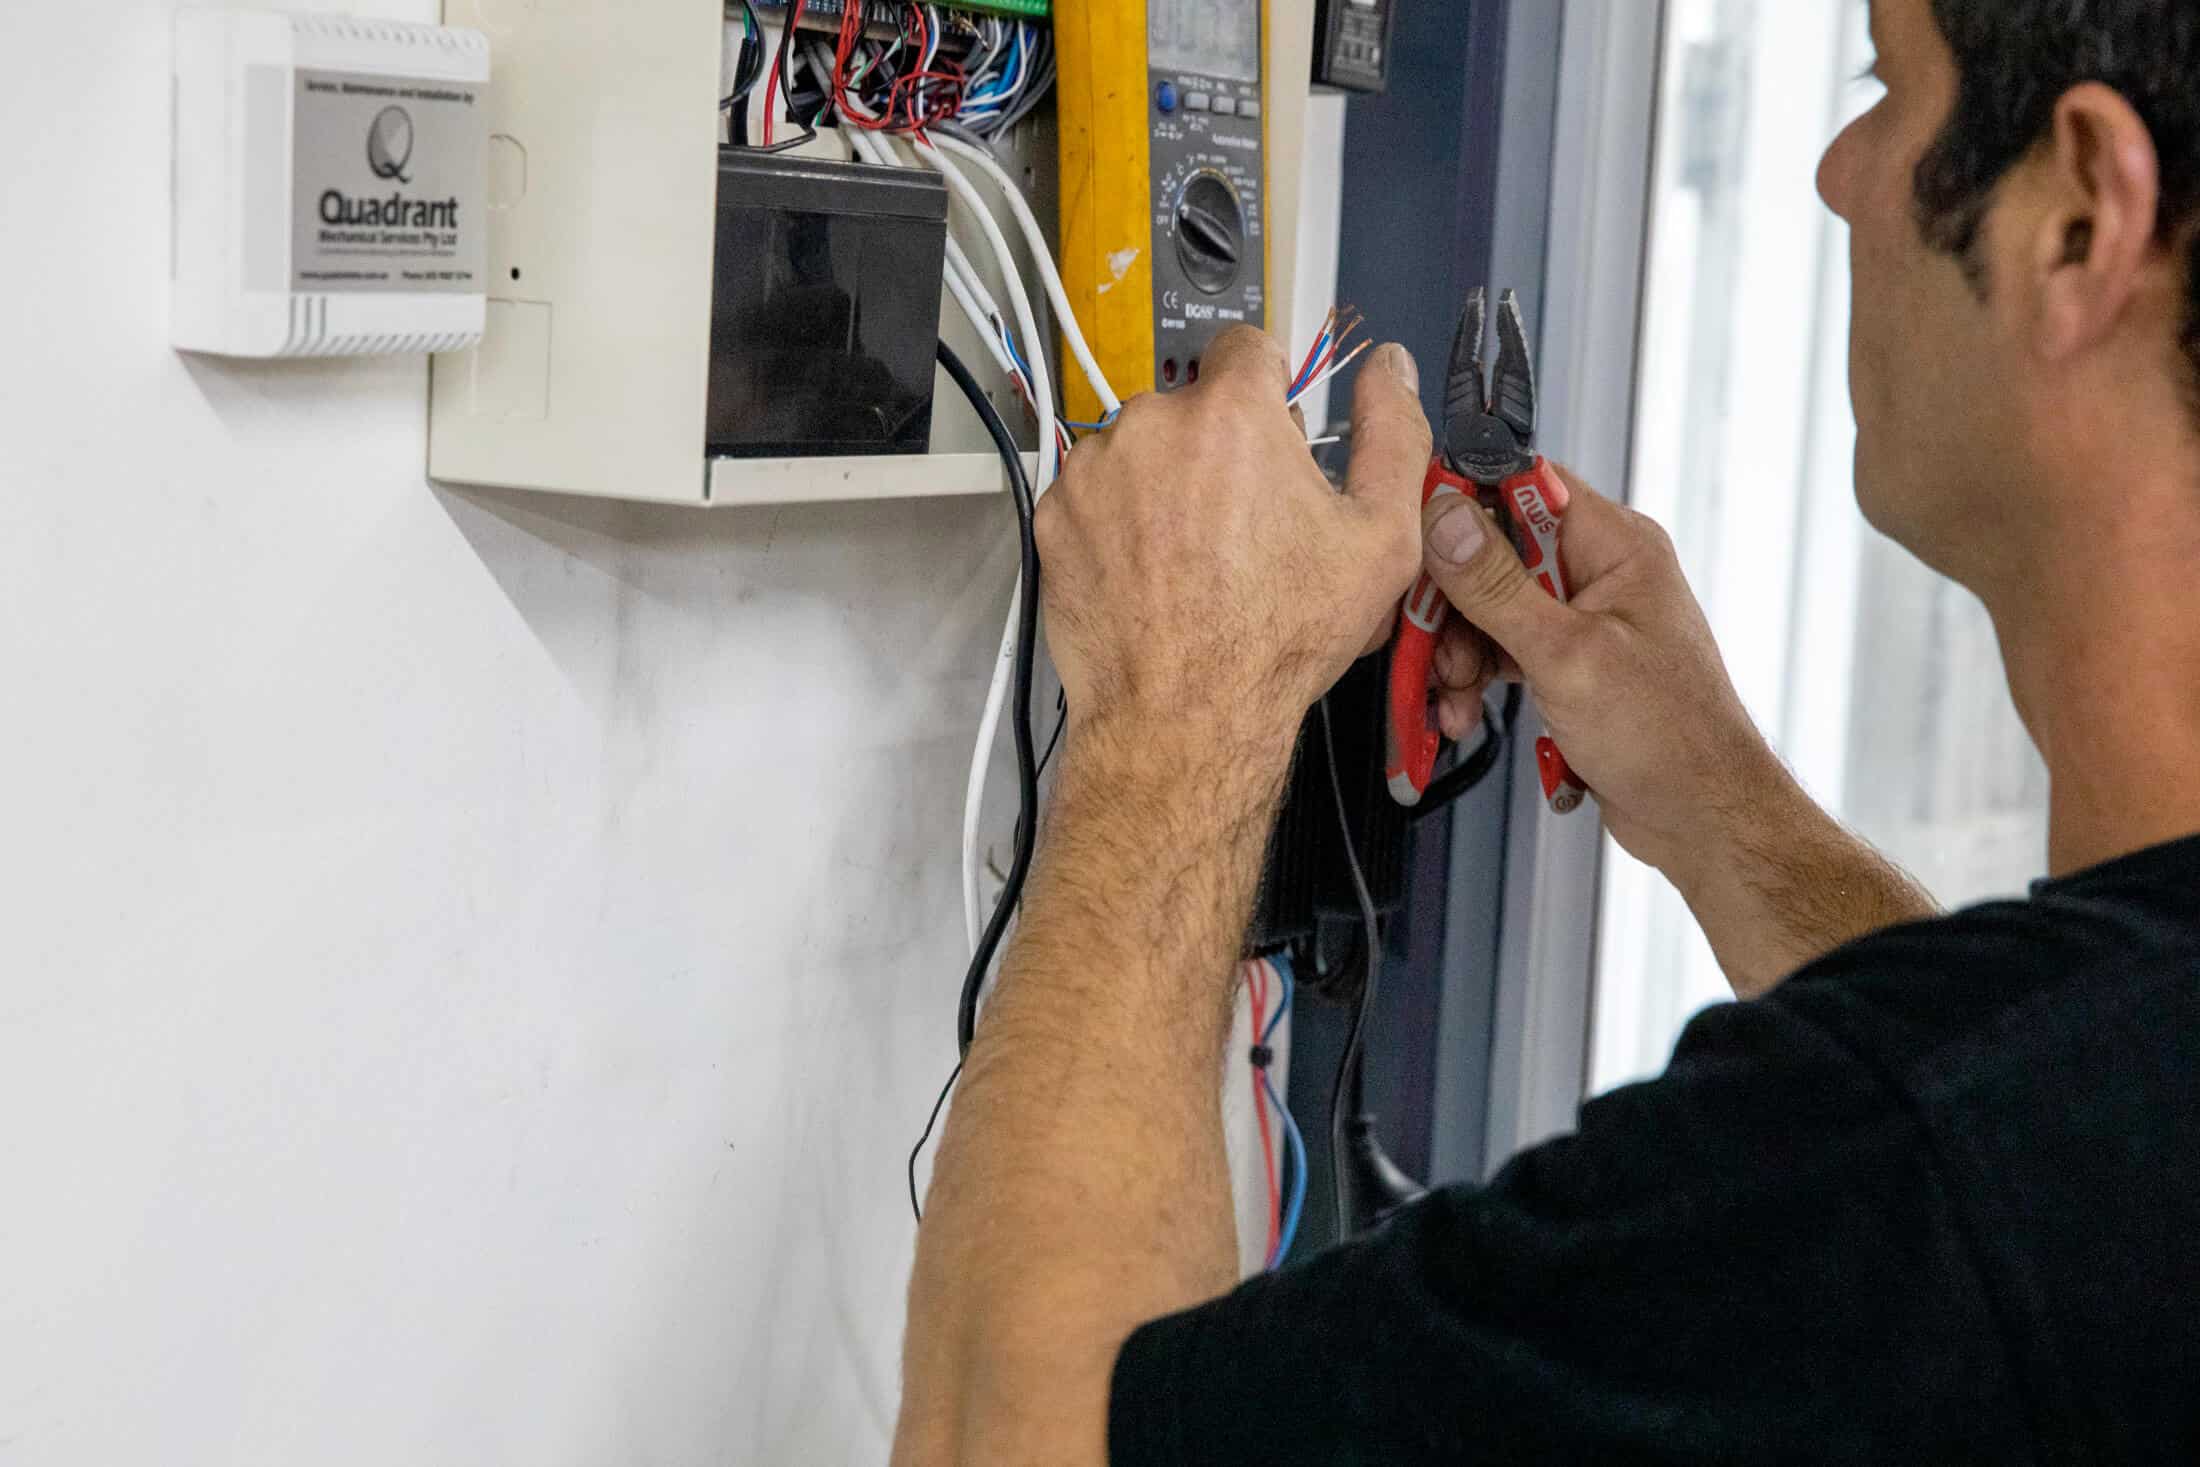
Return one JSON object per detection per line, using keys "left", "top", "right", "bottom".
{"left": 723, "top": 0, "right": 767, "bottom": 104}
{"left": 1408, "top": 685, "right": 1521, "bottom": 822}
{"left": 1037, "top": 690, "right": 1068, "bottom": 778}
{"left": 1319, "top": 696, "right": 1387, "bottom": 1237}
{"left": 940, "top": 342, "right": 1040, "bottom": 1055}
{"left": 767, "top": 0, "right": 804, "bottom": 133}
{"left": 908, "top": 1059, "right": 962, "bottom": 1222}
{"left": 909, "top": 344, "right": 1038, "bottom": 1223}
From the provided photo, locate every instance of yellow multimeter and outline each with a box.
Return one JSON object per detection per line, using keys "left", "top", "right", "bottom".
{"left": 1056, "top": 0, "right": 1270, "bottom": 423}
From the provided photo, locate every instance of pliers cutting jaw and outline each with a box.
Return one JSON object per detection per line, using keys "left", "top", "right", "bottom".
{"left": 1443, "top": 287, "right": 1539, "bottom": 486}
{"left": 1385, "top": 288, "right": 1588, "bottom": 815}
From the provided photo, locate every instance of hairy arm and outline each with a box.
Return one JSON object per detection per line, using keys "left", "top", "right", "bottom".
{"left": 1420, "top": 478, "right": 1935, "bottom": 999}
{"left": 1660, "top": 738, "right": 1939, "bottom": 999}
{"left": 891, "top": 330, "right": 1430, "bottom": 1466}
{"left": 892, "top": 715, "right": 1291, "bottom": 1466}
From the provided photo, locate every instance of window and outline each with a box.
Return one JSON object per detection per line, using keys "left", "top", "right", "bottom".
{"left": 1589, "top": 0, "right": 2050, "bottom": 1094}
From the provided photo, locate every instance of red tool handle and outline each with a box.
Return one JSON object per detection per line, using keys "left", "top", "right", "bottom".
{"left": 1384, "top": 459, "right": 1469, "bottom": 806}
{"left": 1499, "top": 457, "right": 1588, "bottom": 815}
{"left": 1385, "top": 456, "right": 1588, "bottom": 815}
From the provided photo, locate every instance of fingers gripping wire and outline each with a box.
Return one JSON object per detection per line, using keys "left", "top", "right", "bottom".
{"left": 1288, "top": 306, "right": 1370, "bottom": 411}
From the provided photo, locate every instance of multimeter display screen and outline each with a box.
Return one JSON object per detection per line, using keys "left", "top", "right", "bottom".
{"left": 1151, "top": 0, "right": 1261, "bottom": 82}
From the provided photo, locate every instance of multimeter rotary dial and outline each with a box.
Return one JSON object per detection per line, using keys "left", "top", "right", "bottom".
{"left": 1173, "top": 170, "right": 1247, "bottom": 296}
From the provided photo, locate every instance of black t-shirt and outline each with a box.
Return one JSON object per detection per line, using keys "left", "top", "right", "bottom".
{"left": 1111, "top": 833, "right": 2200, "bottom": 1464}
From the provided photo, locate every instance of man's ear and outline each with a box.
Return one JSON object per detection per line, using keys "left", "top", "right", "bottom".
{"left": 2023, "top": 81, "right": 2163, "bottom": 362}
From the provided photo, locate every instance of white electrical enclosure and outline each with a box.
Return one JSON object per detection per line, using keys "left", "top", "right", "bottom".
{"left": 428, "top": 2, "right": 1318, "bottom": 508}
{"left": 426, "top": 2, "right": 1041, "bottom": 506}
{"left": 171, "top": 9, "right": 491, "bottom": 358}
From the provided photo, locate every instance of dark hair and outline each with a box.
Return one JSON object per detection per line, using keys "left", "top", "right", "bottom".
{"left": 1915, "top": 0, "right": 2200, "bottom": 401}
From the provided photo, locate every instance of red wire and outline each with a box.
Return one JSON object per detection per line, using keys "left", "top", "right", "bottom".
{"left": 1248, "top": 961, "right": 1280, "bottom": 1266}
{"left": 763, "top": 0, "right": 807, "bottom": 146}
{"left": 833, "top": 3, "right": 886, "bottom": 131}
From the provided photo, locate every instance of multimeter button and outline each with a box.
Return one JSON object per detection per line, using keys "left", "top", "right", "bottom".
{"left": 1212, "top": 96, "right": 1238, "bottom": 115}
{"left": 1238, "top": 99, "right": 1261, "bottom": 118}
{"left": 1157, "top": 81, "right": 1179, "bottom": 113}
{"left": 1184, "top": 91, "right": 1213, "bottom": 112}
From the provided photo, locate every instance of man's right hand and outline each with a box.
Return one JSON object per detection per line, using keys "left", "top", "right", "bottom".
{"left": 1418, "top": 470, "right": 1936, "bottom": 996}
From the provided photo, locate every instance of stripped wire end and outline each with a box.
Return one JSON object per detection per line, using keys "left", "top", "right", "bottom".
{"left": 1287, "top": 305, "right": 1367, "bottom": 407}
{"left": 1290, "top": 339, "right": 1372, "bottom": 410}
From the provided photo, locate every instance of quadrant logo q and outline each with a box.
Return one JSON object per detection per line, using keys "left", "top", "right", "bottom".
{"left": 368, "top": 106, "right": 414, "bottom": 184}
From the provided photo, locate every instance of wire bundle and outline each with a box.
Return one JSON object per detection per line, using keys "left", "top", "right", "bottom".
{"left": 955, "top": 17, "right": 1055, "bottom": 138}
{"left": 830, "top": 3, "right": 967, "bottom": 134}
{"left": 1245, "top": 955, "right": 1307, "bottom": 1271}
{"left": 723, "top": 2, "right": 768, "bottom": 106}
{"left": 1288, "top": 306, "right": 1369, "bottom": 408}
{"left": 734, "top": 2, "right": 1054, "bottom": 145}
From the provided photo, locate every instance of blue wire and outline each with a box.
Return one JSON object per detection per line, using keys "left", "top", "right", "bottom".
{"left": 1264, "top": 1070, "right": 1306, "bottom": 1270}
{"left": 1289, "top": 330, "right": 1334, "bottom": 398}
{"left": 1257, "top": 954, "right": 1303, "bottom": 1269}
{"left": 998, "top": 323, "right": 1033, "bottom": 382}
{"left": 965, "top": 22, "right": 1024, "bottom": 111}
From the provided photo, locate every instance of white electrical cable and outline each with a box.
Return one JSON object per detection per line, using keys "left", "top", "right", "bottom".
{"left": 827, "top": 52, "right": 1107, "bottom": 980}
{"left": 853, "top": 128, "right": 1021, "bottom": 384}
{"left": 944, "top": 235, "right": 1012, "bottom": 343}
{"left": 943, "top": 265, "right": 1021, "bottom": 382}
{"left": 902, "top": 135, "right": 1060, "bottom": 958}
{"left": 1288, "top": 341, "right": 1372, "bottom": 411}
{"left": 924, "top": 132, "right": 1120, "bottom": 417}
{"left": 828, "top": 58, "right": 1064, "bottom": 955}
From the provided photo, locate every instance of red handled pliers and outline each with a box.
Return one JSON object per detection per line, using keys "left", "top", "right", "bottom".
{"left": 1386, "top": 287, "right": 1587, "bottom": 815}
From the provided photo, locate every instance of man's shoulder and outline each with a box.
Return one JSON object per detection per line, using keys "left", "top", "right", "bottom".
{"left": 1762, "top": 846, "right": 2200, "bottom": 1104}
{"left": 1755, "top": 839, "right": 2200, "bottom": 1451}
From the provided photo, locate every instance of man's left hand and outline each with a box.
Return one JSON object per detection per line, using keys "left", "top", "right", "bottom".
{"left": 1035, "top": 327, "right": 1432, "bottom": 760}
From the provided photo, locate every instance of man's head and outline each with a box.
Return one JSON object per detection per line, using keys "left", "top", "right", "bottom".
{"left": 1818, "top": 0, "right": 2200, "bottom": 587}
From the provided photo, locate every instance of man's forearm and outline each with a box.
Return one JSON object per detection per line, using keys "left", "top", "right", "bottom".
{"left": 1666, "top": 749, "right": 1937, "bottom": 1000}
{"left": 893, "top": 713, "right": 1297, "bottom": 1466}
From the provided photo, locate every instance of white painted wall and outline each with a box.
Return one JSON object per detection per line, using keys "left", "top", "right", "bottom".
{"left": 0, "top": 3, "right": 1346, "bottom": 1462}
{"left": 2, "top": 2, "right": 1005, "bottom": 1461}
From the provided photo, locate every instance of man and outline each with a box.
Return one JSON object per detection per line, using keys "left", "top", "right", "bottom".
{"left": 895, "top": 0, "right": 2200, "bottom": 1459}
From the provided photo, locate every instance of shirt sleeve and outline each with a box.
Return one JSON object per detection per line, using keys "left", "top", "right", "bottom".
{"left": 1109, "top": 993, "right": 2029, "bottom": 1465}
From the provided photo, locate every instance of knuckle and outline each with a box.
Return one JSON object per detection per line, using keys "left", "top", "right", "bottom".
{"left": 1111, "top": 392, "right": 1161, "bottom": 434}
{"left": 1033, "top": 488, "right": 1070, "bottom": 556}
{"left": 1217, "top": 323, "right": 1283, "bottom": 365}
{"left": 1382, "top": 517, "right": 1422, "bottom": 585}
{"left": 1435, "top": 629, "right": 1475, "bottom": 687}
{"left": 1631, "top": 510, "right": 1678, "bottom": 561}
